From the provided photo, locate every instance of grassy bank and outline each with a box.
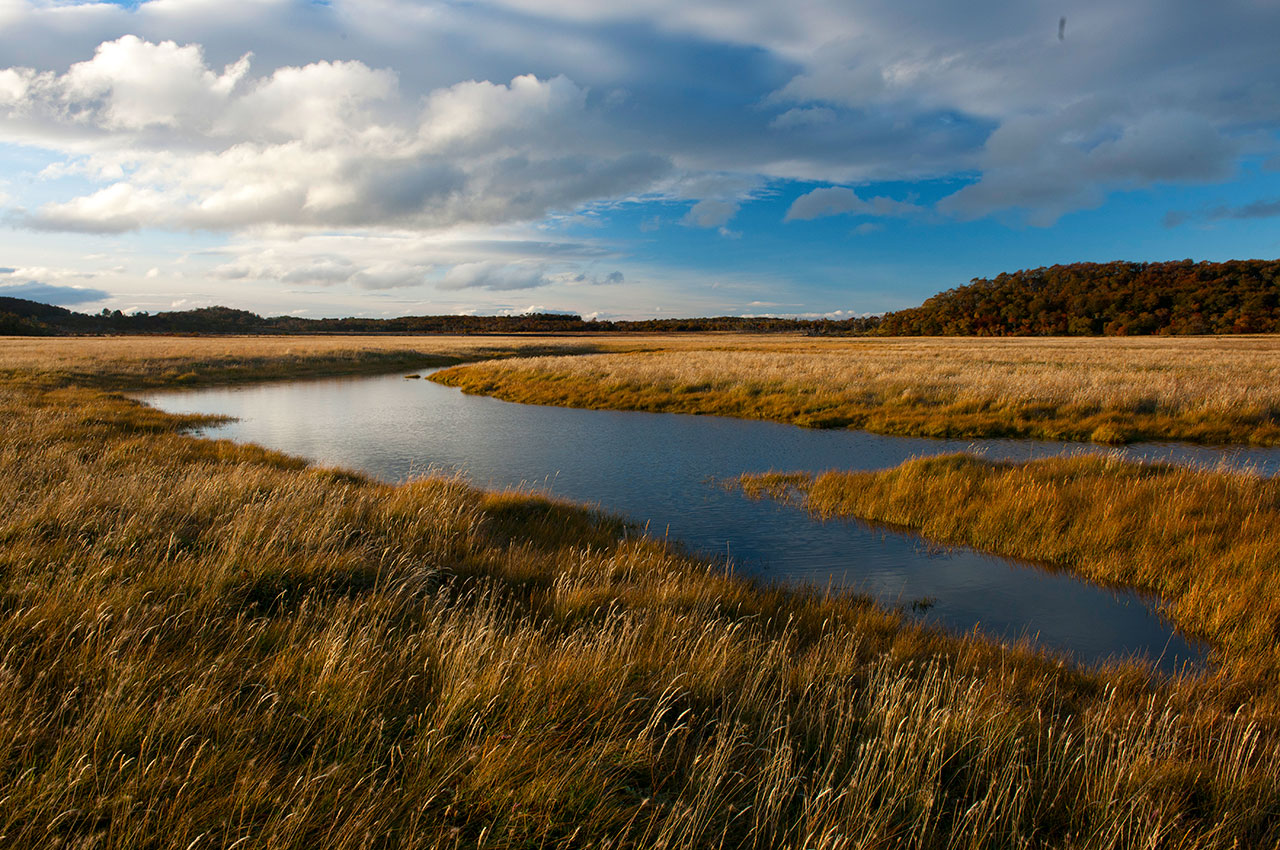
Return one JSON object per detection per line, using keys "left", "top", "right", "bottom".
{"left": 738, "top": 454, "right": 1280, "bottom": 679}
{"left": 431, "top": 336, "right": 1280, "bottom": 444}
{"left": 0, "top": 334, "right": 635, "bottom": 391}
{"left": 4, "top": 337, "right": 1280, "bottom": 847}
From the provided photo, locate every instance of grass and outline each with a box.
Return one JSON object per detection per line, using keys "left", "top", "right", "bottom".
{"left": 430, "top": 335, "right": 1280, "bottom": 444}
{"left": 3, "top": 335, "right": 1280, "bottom": 847}
{"left": 0, "top": 334, "right": 634, "bottom": 391}
{"left": 738, "top": 454, "right": 1280, "bottom": 682}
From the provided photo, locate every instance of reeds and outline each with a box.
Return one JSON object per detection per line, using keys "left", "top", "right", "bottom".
{"left": 739, "top": 453, "right": 1280, "bottom": 681}
{"left": 2, "top": 338, "right": 1280, "bottom": 847}
{"left": 432, "top": 335, "right": 1280, "bottom": 444}
{"left": 0, "top": 334, "right": 632, "bottom": 391}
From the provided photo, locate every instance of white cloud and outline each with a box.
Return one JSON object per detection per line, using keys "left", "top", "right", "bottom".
{"left": 1, "top": 37, "right": 671, "bottom": 234}
{"left": 939, "top": 110, "right": 1241, "bottom": 225}
{"left": 204, "top": 226, "right": 629, "bottom": 298}
{"left": 482, "top": 0, "right": 1280, "bottom": 219}
{"left": 440, "top": 261, "right": 551, "bottom": 291}
{"left": 0, "top": 0, "right": 1275, "bottom": 275}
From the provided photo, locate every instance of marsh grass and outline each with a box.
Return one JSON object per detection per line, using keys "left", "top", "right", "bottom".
{"left": 0, "top": 334, "right": 641, "bottom": 391}
{"left": 739, "top": 454, "right": 1280, "bottom": 681}
{"left": 3, "top": 336, "right": 1280, "bottom": 847}
{"left": 431, "top": 336, "right": 1280, "bottom": 444}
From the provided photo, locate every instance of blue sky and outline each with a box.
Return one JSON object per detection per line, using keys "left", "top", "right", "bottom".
{"left": 1, "top": 0, "right": 1278, "bottom": 319}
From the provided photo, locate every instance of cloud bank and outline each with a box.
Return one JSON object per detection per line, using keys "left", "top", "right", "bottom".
{"left": 2, "top": 0, "right": 1272, "bottom": 234}
{"left": 1, "top": 37, "right": 669, "bottom": 234}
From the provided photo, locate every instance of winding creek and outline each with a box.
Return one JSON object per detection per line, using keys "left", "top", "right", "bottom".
{"left": 140, "top": 369, "right": 1280, "bottom": 674}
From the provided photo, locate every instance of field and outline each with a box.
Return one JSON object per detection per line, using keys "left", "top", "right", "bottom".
{"left": 738, "top": 455, "right": 1280, "bottom": 682}
{"left": 0, "top": 334, "right": 643, "bottom": 390}
{"left": 3, "top": 334, "right": 1280, "bottom": 847}
{"left": 432, "top": 335, "right": 1280, "bottom": 444}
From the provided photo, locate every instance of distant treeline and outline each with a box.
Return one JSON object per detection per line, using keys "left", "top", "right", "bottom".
{"left": 875, "top": 259, "right": 1280, "bottom": 336}
{"left": 3, "top": 258, "right": 1278, "bottom": 337}
{"left": 0, "top": 298, "right": 876, "bottom": 336}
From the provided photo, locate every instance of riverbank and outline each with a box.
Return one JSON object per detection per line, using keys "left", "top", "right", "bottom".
{"left": 431, "top": 336, "right": 1280, "bottom": 445}
{"left": 3, "top": 336, "right": 1279, "bottom": 847}
{"left": 0, "top": 334, "right": 630, "bottom": 391}
{"left": 738, "top": 454, "right": 1280, "bottom": 683}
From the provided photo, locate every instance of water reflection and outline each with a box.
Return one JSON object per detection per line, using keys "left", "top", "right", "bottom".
{"left": 141, "top": 371, "right": 1278, "bottom": 673}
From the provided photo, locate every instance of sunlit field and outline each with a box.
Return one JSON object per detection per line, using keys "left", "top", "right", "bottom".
{"left": 739, "top": 454, "right": 1280, "bottom": 683}
{"left": 3, "top": 335, "right": 1280, "bottom": 847}
{"left": 0, "top": 334, "right": 643, "bottom": 390}
{"left": 433, "top": 335, "right": 1280, "bottom": 444}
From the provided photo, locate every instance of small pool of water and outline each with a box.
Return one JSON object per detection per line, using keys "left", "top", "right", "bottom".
{"left": 141, "top": 371, "right": 1279, "bottom": 673}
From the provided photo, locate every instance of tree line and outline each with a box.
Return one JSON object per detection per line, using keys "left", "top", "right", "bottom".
{"left": 873, "top": 259, "right": 1280, "bottom": 336}
{"left": 0, "top": 300, "right": 858, "bottom": 336}
{"left": 3, "top": 258, "right": 1278, "bottom": 337}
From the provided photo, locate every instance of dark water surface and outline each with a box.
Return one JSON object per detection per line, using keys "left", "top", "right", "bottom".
{"left": 141, "top": 371, "right": 1280, "bottom": 673}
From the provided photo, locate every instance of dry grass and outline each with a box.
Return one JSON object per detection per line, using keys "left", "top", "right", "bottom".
{"left": 4, "top": 336, "right": 1280, "bottom": 847}
{"left": 0, "top": 334, "right": 652, "bottom": 391}
{"left": 432, "top": 335, "right": 1280, "bottom": 444}
{"left": 739, "top": 454, "right": 1280, "bottom": 681}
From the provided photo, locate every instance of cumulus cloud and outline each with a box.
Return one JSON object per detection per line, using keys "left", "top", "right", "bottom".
{"left": 683, "top": 199, "right": 738, "bottom": 229}
{"left": 0, "top": 0, "right": 1275, "bottom": 256}
{"left": 0, "top": 36, "right": 672, "bottom": 234}
{"left": 785, "top": 186, "right": 921, "bottom": 221}
{"left": 482, "top": 0, "right": 1280, "bottom": 207}
{"left": 939, "top": 110, "right": 1242, "bottom": 225}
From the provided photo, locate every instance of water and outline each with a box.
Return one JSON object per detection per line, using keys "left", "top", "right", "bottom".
{"left": 140, "top": 371, "right": 1280, "bottom": 673}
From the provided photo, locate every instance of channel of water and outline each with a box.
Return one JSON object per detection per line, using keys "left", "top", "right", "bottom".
{"left": 139, "top": 370, "right": 1280, "bottom": 673}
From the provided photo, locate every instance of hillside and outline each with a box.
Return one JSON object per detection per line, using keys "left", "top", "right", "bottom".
{"left": 0, "top": 296, "right": 855, "bottom": 336}
{"left": 5, "top": 258, "right": 1279, "bottom": 337}
{"left": 874, "top": 259, "right": 1280, "bottom": 336}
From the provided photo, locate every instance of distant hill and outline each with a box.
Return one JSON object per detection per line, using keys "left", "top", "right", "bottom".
{"left": 0, "top": 296, "right": 857, "bottom": 336}
{"left": 5, "top": 258, "right": 1278, "bottom": 337}
{"left": 874, "top": 259, "right": 1280, "bottom": 336}
{"left": 0, "top": 297, "right": 80, "bottom": 335}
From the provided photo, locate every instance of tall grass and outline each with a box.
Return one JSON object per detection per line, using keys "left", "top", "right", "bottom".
{"left": 739, "top": 454, "right": 1280, "bottom": 682}
{"left": 431, "top": 336, "right": 1280, "bottom": 444}
{"left": 0, "top": 334, "right": 629, "bottom": 391}
{"left": 3, "top": 338, "right": 1280, "bottom": 846}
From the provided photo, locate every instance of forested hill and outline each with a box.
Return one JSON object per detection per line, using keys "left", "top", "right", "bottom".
{"left": 875, "top": 260, "right": 1280, "bottom": 336}
{"left": 0, "top": 298, "right": 869, "bottom": 336}
{"left": 4, "top": 258, "right": 1279, "bottom": 336}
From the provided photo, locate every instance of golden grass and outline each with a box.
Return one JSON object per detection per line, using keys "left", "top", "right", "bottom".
{"left": 4, "top": 336, "right": 1280, "bottom": 847}
{"left": 739, "top": 454, "right": 1280, "bottom": 680}
{"left": 0, "top": 334, "right": 645, "bottom": 390}
{"left": 432, "top": 335, "right": 1280, "bottom": 444}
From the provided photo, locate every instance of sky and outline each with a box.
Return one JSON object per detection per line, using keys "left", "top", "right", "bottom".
{"left": 0, "top": 0, "right": 1278, "bottom": 320}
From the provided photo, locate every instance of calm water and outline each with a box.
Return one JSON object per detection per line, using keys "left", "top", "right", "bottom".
{"left": 141, "top": 371, "right": 1280, "bottom": 673}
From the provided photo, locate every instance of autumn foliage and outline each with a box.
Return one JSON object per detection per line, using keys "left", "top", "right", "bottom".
{"left": 875, "top": 259, "right": 1280, "bottom": 336}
